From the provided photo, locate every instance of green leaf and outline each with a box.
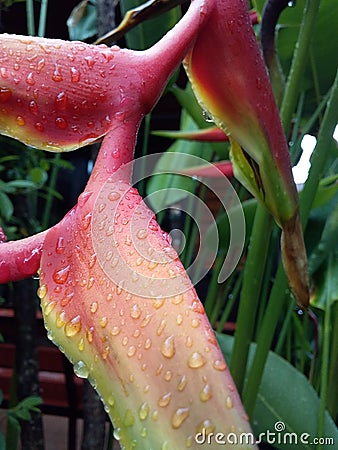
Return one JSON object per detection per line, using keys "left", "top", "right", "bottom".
{"left": 0, "top": 191, "right": 14, "bottom": 221}
{"left": 7, "top": 179, "right": 37, "bottom": 190}
{"left": 28, "top": 167, "right": 48, "bottom": 186}
{"left": 5, "top": 415, "right": 20, "bottom": 450}
{"left": 67, "top": 0, "right": 97, "bottom": 41}
{"left": 0, "top": 429, "right": 5, "bottom": 450}
{"left": 217, "top": 333, "right": 338, "bottom": 449}
{"left": 312, "top": 175, "right": 338, "bottom": 210}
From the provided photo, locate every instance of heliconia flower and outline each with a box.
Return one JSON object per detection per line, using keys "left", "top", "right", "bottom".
{"left": 183, "top": 0, "right": 309, "bottom": 308}
{"left": 0, "top": 1, "right": 258, "bottom": 448}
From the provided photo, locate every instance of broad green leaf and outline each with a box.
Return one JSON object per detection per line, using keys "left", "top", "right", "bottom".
{"left": 217, "top": 333, "right": 338, "bottom": 450}
{"left": 0, "top": 191, "right": 14, "bottom": 221}
{"left": 67, "top": 0, "right": 97, "bottom": 41}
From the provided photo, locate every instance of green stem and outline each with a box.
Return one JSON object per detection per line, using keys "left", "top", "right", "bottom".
{"left": 280, "top": 0, "right": 321, "bottom": 136}
{"left": 216, "top": 271, "right": 243, "bottom": 333}
{"left": 26, "top": 0, "right": 35, "bottom": 36}
{"left": 38, "top": 0, "right": 49, "bottom": 37}
{"left": 326, "top": 302, "right": 338, "bottom": 418}
{"left": 204, "top": 251, "right": 226, "bottom": 318}
{"left": 230, "top": 206, "right": 272, "bottom": 393}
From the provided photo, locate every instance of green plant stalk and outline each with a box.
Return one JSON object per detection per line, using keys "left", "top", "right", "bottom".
{"left": 243, "top": 69, "right": 338, "bottom": 417}
{"left": 204, "top": 251, "right": 226, "bottom": 318}
{"left": 230, "top": 206, "right": 272, "bottom": 393}
{"left": 26, "top": 0, "right": 35, "bottom": 36}
{"left": 274, "top": 299, "right": 295, "bottom": 354}
{"left": 327, "top": 302, "right": 338, "bottom": 418}
{"left": 216, "top": 271, "right": 243, "bottom": 333}
{"left": 41, "top": 154, "right": 60, "bottom": 230}
{"left": 280, "top": 0, "right": 321, "bottom": 137}
{"left": 317, "top": 254, "right": 333, "bottom": 445}
{"left": 38, "top": 0, "right": 49, "bottom": 37}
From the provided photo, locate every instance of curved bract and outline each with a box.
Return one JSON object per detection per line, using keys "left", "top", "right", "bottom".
{"left": 184, "top": 0, "right": 309, "bottom": 307}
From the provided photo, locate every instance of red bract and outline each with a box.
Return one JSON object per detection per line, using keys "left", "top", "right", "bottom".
{"left": 184, "top": 0, "right": 309, "bottom": 307}
{"left": 0, "top": 1, "right": 258, "bottom": 448}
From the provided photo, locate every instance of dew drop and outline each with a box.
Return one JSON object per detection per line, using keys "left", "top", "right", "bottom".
{"left": 177, "top": 374, "right": 188, "bottom": 392}
{"left": 130, "top": 304, "right": 141, "bottom": 319}
{"left": 138, "top": 402, "right": 149, "bottom": 420}
{"left": 127, "top": 345, "right": 136, "bottom": 357}
{"left": 226, "top": 395, "right": 233, "bottom": 409}
{"left": 188, "top": 352, "right": 206, "bottom": 369}
{"left": 55, "top": 91, "right": 68, "bottom": 110}
{"left": 16, "top": 115, "right": 25, "bottom": 126}
{"left": 56, "top": 311, "right": 66, "bottom": 328}
{"left": 136, "top": 257, "right": 144, "bottom": 266}
{"left": 26, "top": 72, "right": 35, "bottom": 85}
{"left": 78, "top": 337, "right": 85, "bottom": 352}
{"left": 90, "top": 302, "right": 98, "bottom": 313}
{"left": 199, "top": 384, "right": 212, "bottom": 402}
{"left": 164, "top": 370, "right": 172, "bottom": 382}
{"left": 99, "top": 316, "right": 108, "bottom": 328}
{"left": 153, "top": 297, "right": 164, "bottom": 309}
{"left": 108, "top": 394, "right": 115, "bottom": 406}
{"left": 52, "top": 64, "right": 63, "bottom": 82}
{"left": 65, "top": 315, "right": 81, "bottom": 337}
{"left": 148, "top": 261, "right": 158, "bottom": 270}
{"left": 176, "top": 314, "right": 183, "bottom": 326}
{"left": 111, "top": 326, "right": 120, "bottom": 336}
{"left": 0, "top": 67, "right": 7, "bottom": 78}
{"left": 213, "top": 359, "right": 227, "bottom": 371}
{"left": 86, "top": 327, "right": 94, "bottom": 343}
{"left": 55, "top": 236, "right": 65, "bottom": 254}
{"left": 171, "top": 407, "right": 189, "bottom": 429}
{"left": 37, "top": 58, "right": 45, "bottom": 72}
{"left": 172, "top": 294, "right": 183, "bottom": 305}
{"left": 160, "top": 335, "right": 176, "bottom": 359}
{"left": 196, "top": 419, "right": 215, "bottom": 435}
{"left": 158, "top": 392, "right": 172, "bottom": 407}
{"left": 53, "top": 265, "right": 70, "bottom": 284}
{"left": 34, "top": 122, "right": 44, "bottom": 132}
{"left": 144, "top": 338, "right": 152, "bottom": 350}
{"left": 157, "top": 319, "right": 167, "bottom": 336}
{"left": 37, "top": 284, "right": 48, "bottom": 300}
{"left": 108, "top": 191, "right": 121, "bottom": 201}
{"left": 55, "top": 117, "right": 68, "bottom": 129}
{"left": 0, "top": 87, "right": 12, "bottom": 103}
{"left": 136, "top": 229, "right": 148, "bottom": 240}
{"left": 70, "top": 66, "right": 80, "bottom": 82}
{"left": 44, "top": 300, "right": 56, "bottom": 316}
{"left": 191, "top": 318, "right": 200, "bottom": 328}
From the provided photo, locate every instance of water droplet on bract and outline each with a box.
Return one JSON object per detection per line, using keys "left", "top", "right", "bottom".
{"left": 86, "top": 327, "right": 94, "bottom": 342}
{"left": 108, "top": 191, "right": 120, "bottom": 202}
{"left": 138, "top": 402, "right": 149, "bottom": 420}
{"left": 52, "top": 65, "right": 63, "bottom": 82}
{"left": 99, "top": 316, "right": 108, "bottom": 328}
{"left": 56, "top": 311, "right": 66, "bottom": 328}
{"left": 177, "top": 374, "right": 187, "bottom": 391}
{"left": 200, "top": 384, "right": 212, "bottom": 402}
{"left": 158, "top": 392, "right": 172, "bottom": 407}
{"left": 188, "top": 352, "right": 206, "bottom": 368}
{"left": 172, "top": 294, "right": 183, "bottom": 305}
{"left": 85, "top": 56, "right": 95, "bottom": 68}
{"left": 226, "top": 395, "right": 233, "bottom": 409}
{"left": 65, "top": 315, "right": 81, "bottom": 337}
{"left": 70, "top": 67, "right": 80, "bottom": 82}
{"left": 37, "top": 284, "right": 48, "bottom": 299}
{"left": 55, "top": 236, "right": 65, "bottom": 254}
{"left": 196, "top": 419, "right": 215, "bottom": 435}
{"left": 0, "top": 86, "right": 12, "bottom": 103}
{"left": 26, "top": 72, "right": 35, "bottom": 85}
{"left": 78, "top": 338, "right": 85, "bottom": 352}
{"left": 53, "top": 265, "right": 70, "bottom": 284}
{"left": 90, "top": 302, "right": 98, "bottom": 313}
{"left": 28, "top": 99, "right": 38, "bottom": 115}
{"left": 136, "top": 229, "right": 148, "bottom": 240}
{"left": 171, "top": 407, "right": 189, "bottom": 429}
{"left": 288, "top": 1, "right": 295, "bottom": 7}
{"left": 55, "top": 91, "right": 68, "bottom": 110}
{"left": 16, "top": 115, "right": 25, "bottom": 126}
{"left": 160, "top": 335, "right": 176, "bottom": 358}
{"left": 37, "top": 58, "right": 45, "bottom": 72}
{"left": 213, "top": 359, "right": 227, "bottom": 371}
{"left": 44, "top": 300, "right": 56, "bottom": 316}
{"left": 55, "top": 117, "right": 68, "bottom": 129}
{"left": 108, "top": 394, "right": 115, "bottom": 406}
{"left": 111, "top": 326, "right": 120, "bottom": 336}
{"left": 130, "top": 304, "right": 141, "bottom": 319}
{"left": 153, "top": 297, "right": 164, "bottom": 309}
{"left": 111, "top": 148, "right": 120, "bottom": 159}
{"left": 113, "top": 427, "right": 121, "bottom": 441}
{"left": 127, "top": 345, "right": 136, "bottom": 357}
{"left": 202, "top": 109, "right": 214, "bottom": 123}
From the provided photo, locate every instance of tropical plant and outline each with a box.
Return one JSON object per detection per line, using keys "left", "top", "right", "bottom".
{"left": 0, "top": 0, "right": 337, "bottom": 449}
